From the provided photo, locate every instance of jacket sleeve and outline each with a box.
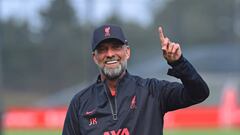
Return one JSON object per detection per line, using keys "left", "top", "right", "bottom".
{"left": 154, "top": 55, "right": 209, "bottom": 113}
{"left": 62, "top": 96, "right": 81, "bottom": 135}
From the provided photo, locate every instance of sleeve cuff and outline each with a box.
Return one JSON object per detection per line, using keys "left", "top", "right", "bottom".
{"left": 167, "top": 55, "right": 187, "bottom": 78}
{"left": 167, "top": 55, "right": 184, "bottom": 67}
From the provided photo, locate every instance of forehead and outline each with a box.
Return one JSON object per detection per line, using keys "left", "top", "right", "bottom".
{"left": 97, "top": 39, "right": 124, "bottom": 48}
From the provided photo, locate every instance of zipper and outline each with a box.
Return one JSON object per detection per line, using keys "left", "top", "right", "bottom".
{"left": 113, "top": 96, "right": 118, "bottom": 120}
{"left": 103, "top": 84, "right": 118, "bottom": 121}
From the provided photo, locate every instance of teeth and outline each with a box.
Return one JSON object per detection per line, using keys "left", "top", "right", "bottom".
{"left": 106, "top": 60, "right": 118, "bottom": 64}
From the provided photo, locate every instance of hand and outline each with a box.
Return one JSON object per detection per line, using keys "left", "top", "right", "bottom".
{"left": 158, "top": 26, "right": 182, "bottom": 63}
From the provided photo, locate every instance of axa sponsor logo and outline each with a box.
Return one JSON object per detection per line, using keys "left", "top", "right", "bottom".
{"left": 103, "top": 128, "right": 130, "bottom": 135}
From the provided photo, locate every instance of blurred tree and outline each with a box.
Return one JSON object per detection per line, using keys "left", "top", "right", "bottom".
{"left": 41, "top": 0, "right": 78, "bottom": 33}
{"left": 104, "top": 15, "right": 123, "bottom": 26}
{"left": 153, "top": 0, "right": 235, "bottom": 45}
{"left": 1, "top": 19, "right": 40, "bottom": 91}
{"left": 39, "top": 0, "right": 96, "bottom": 91}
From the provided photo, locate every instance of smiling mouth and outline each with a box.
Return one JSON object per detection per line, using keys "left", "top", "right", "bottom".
{"left": 105, "top": 60, "right": 119, "bottom": 65}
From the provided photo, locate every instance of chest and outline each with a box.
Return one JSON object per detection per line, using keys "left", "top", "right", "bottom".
{"left": 78, "top": 87, "right": 162, "bottom": 135}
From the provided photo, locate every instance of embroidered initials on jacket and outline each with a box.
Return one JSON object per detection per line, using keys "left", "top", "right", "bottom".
{"left": 103, "top": 128, "right": 130, "bottom": 135}
{"left": 89, "top": 118, "right": 97, "bottom": 126}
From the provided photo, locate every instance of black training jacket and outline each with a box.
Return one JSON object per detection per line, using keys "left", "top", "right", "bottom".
{"left": 62, "top": 56, "right": 209, "bottom": 135}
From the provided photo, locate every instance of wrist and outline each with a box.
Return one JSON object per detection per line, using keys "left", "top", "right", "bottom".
{"left": 167, "top": 55, "right": 184, "bottom": 67}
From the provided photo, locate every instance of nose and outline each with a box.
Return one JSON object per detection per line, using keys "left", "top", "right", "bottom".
{"left": 105, "top": 48, "right": 115, "bottom": 57}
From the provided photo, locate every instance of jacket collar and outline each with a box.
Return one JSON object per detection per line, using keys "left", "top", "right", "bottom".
{"left": 95, "top": 70, "right": 132, "bottom": 107}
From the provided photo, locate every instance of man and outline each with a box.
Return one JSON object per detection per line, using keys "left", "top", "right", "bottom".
{"left": 62, "top": 24, "right": 209, "bottom": 135}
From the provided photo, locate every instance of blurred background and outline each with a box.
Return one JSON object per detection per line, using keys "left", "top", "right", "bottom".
{"left": 0, "top": 0, "right": 240, "bottom": 134}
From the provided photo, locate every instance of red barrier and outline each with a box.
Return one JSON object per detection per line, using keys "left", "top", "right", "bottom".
{"left": 3, "top": 106, "right": 240, "bottom": 129}
{"left": 2, "top": 87, "right": 240, "bottom": 129}
{"left": 164, "top": 107, "right": 219, "bottom": 128}
{"left": 3, "top": 107, "right": 67, "bottom": 129}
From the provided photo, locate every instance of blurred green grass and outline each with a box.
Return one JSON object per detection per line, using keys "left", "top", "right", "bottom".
{"left": 164, "top": 128, "right": 240, "bottom": 135}
{"left": 3, "top": 128, "right": 240, "bottom": 135}
{"left": 4, "top": 129, "right": 61, "bottom": 135}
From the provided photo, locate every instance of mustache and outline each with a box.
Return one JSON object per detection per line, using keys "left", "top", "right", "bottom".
{"left": 104, "top": 56, "right": 119, "bottom": 62}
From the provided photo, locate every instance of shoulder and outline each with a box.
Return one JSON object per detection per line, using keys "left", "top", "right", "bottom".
{"left": 70, "top": 83, "right": 97, "bottom": 106}
{"left": 128, "top": 73, "right": 169, "bottom": 88}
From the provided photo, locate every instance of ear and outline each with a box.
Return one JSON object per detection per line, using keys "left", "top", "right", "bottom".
{"left": 92, "top": 52, "right": 98, "bottom": 64}
{"left": 125, "top": 46, "right": 131, "bottom": 60}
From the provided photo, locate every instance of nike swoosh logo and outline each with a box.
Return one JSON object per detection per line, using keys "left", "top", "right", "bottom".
{"left": 85, "top": 109, "right": 96, "bottom": 115}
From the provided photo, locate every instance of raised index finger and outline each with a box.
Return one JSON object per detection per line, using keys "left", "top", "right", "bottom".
{"left": 158, "top": 26, "right": 165, "bottom": 44}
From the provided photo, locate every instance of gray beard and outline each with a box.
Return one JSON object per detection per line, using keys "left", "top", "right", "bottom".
{"left": 99, "top": 61, "right": 127, "bottom": 80}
